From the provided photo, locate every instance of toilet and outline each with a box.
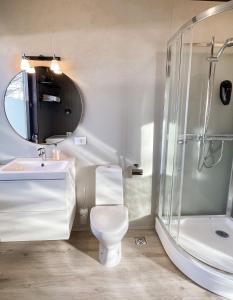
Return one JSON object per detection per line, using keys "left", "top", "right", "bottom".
{"left": 90, "top": 165, "right": 128, "bottom": 267}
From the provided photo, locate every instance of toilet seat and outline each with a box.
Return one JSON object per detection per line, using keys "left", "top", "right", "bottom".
{"left": 90, "top": 206, "right": 128, "bottom": 235}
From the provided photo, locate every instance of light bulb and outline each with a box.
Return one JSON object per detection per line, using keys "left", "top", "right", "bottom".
{"left": 27, "top": 67, "right": 35, "bottom": 74}
{"left": 50, "top": 55, "right": 62, "bottom": 74}
{"left": 20, "top": 55, "right": 30, "bottom": 71}
{"left": 53, "top": 69, "right": 62, "bottom": 75}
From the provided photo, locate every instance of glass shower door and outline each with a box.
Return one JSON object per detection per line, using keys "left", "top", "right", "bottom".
{"left": 159, "top": 30, "right": 193, "bottom": 241}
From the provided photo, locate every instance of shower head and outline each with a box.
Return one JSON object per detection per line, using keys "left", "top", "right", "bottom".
{"left": 225, "top": 38, "right": 233, "bottom": 47}
{"left": 216, "top": 38, "right": 233, "bottom": 59}
{"left": 208, "top": 38, "right": 233, "bottom": 62}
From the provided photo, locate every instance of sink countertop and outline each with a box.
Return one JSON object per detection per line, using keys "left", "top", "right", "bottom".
{"left": 0, "top": 157, "right": 75, "bottom": 180}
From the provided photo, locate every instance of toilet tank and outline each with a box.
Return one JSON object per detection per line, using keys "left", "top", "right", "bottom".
{"left": 95, "top": 165, "right": 123, "bottom": 206}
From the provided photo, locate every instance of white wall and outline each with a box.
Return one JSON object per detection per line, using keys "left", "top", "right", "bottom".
{"left": 0, "top": 0, "right": 218, "bottom": 229}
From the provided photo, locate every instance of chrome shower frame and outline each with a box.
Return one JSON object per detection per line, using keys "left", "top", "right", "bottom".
{"left": 160, "top": 1, "right": 233, "bottom": 224}
{"left": 168, "top": 1, "right": 233, "bottom": 46}
{"left": 158, "top": 1, "right": 233, "bottom": 298}
{"left": 159, "top": 0, "right": 233, "bottom": 230}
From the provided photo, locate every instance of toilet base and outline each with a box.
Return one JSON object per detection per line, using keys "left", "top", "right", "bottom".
{"left": 99, "top": 242, "right": 121, "bottom": 267}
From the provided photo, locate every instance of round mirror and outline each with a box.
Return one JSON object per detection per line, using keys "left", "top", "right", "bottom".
{"left": 4, "top": 66, "right": 83, "bottom": 144}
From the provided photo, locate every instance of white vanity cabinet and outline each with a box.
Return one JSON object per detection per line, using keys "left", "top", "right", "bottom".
{"left": 0, "top": 158, "right": 76, "bottom": 241}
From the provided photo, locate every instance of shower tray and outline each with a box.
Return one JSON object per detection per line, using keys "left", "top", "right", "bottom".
{"left": 156, "top": 217, "right": 233, "bottom": 299}
{"left": 171, "top": 216, "right": 233, "bottom": 274}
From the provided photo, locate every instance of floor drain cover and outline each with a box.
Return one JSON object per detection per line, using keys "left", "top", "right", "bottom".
{"left": 135, "top": 237, "right": 147, "bottom": 246}
{"left": 215, "top": 230, "right": 229, "bottom": 238}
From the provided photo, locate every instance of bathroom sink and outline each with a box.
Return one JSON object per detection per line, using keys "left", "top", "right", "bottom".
{"left": 0, "top": 158, "right": 73, "bottom": 180}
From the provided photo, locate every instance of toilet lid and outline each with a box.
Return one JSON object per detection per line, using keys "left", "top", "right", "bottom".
{"left": 90, "top": 206, "right": 128, "bottom": 234}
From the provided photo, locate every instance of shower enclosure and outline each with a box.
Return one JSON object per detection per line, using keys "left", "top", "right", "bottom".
{"left": 156, "top": 2, "right": 233, "bottom": 299}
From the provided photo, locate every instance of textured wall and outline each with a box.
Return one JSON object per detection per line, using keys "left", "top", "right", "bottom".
{"left": 0, "top": 0, "right": 216, "bottom": 229}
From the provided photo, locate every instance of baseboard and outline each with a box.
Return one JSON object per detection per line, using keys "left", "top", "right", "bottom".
{"left": 72, "top": 225, "right": 89, "bottom": 232}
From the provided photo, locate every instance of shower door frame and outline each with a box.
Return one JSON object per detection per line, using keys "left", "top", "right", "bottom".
{"left": 158, "top": 0, "right": 233, "bottom": 238}
{"left": 156, "top": 2, "right": 233, "bottom": 298}
{"left": 159, "top": 31, "right": 193, "bottom": 240}
{"left": 169, "top": 1, "right": 233, "bottom": 44}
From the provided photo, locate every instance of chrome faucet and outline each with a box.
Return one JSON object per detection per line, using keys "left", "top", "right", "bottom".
{"left": 37, "top": 147, "right": 46, "bottom": 166}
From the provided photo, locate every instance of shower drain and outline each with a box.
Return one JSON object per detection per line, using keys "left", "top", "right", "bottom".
{"left": 135, "top": 237, "right": 147, "bottom": 246}
{"left": 215, "top": 230, "right": 229, "bottom": 238}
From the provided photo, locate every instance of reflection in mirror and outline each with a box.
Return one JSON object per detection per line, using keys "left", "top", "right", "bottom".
{"left": 5, "top": 67, "right": 83, "bottom": 144}
{"left": 5, "top": 73, "right": 28, "bottom": 139}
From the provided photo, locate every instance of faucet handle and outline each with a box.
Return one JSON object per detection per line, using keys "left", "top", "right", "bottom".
{"left": 37, "top": 147, "right": 45, "bottom": 155}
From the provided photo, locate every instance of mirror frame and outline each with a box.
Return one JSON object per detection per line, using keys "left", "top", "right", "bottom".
{"left": 3, "top": 68, "right": 84, "bottom": 145}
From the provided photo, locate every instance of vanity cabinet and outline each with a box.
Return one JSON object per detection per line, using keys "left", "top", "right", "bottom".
{"left": 0, "top": 159, "right": 76, "bottom": 242}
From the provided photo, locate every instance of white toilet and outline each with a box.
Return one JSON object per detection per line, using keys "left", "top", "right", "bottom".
{"left": 90, "top": 165, "right": 128, "bottom": 267}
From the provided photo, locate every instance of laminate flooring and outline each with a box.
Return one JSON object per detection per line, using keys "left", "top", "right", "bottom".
{"left": 0, "top": 230, "right": 225, "bottom": 300}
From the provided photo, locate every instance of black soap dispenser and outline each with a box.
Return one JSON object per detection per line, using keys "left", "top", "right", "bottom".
{"left": 220, "top": 80, "right": 232, "bottom": 105}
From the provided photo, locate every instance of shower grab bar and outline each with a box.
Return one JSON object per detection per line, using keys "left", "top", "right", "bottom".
{"left": 178, "top": 133, "right": 233, "bottom": 143}
{"left": 204, "top": 135, "right": 233, "bottom": 141}
{"left": 184, "top": 42, "right": 226, "bottom": 48}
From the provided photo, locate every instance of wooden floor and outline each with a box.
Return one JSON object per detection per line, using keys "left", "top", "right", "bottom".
{"left": 0, "top": 230, "right": 225, "bottom": 300}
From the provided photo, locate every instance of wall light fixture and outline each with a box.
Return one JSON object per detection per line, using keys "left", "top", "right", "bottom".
{"left": 20, "top": 54, "right": 62, "bottom": 74}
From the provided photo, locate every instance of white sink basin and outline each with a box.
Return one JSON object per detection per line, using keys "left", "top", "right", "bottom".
{"left": 0, "top": 158, "right": 73, "bottom": 180}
